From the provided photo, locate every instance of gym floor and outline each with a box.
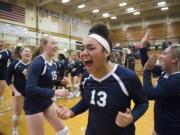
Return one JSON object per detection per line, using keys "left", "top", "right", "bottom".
{"left": 0, "top": 84, "right": 154, "bottom": 135}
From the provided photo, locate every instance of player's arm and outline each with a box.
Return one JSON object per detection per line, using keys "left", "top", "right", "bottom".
{"left": 128, "top": 73, "right": 149, "bottom": 122}
{"left": 143, "top": 70, "right": 180, "bottom": 100}
{"left": 5, "top": 61, "right": 21, "bottom": 95}
{"left": 8, "top": 50, "right": 13, "bottom": 62}
{"left": 70, "top": 97, "right": 88, "bottom": 116}
{"left": 57, "top": 93, "right": 88, "bottom": 120}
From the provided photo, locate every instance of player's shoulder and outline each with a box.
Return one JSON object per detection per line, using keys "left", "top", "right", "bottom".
{"left": 30, "top": 55, "right": 45, "bottom": 69}
{"left": 32, "top": 55, "right": 45, "bottom": 64}
{"left": 115, "top": 64, "right": 138, "bottom": 79}
{"left": 9, "top": 59, "right": 19, "bottom": 66}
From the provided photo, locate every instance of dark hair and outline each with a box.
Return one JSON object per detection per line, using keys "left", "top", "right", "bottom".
{"left": 12, "top": 46, "right": 22, "bottom": 60}
{"left": 88, "top": 23, "right": 112, "bottom": 51}
{"left": 58, "top": 53, "right": 66, "bottom": 60}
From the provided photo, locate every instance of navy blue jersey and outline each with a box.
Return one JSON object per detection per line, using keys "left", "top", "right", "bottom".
{"left": 6, "top": 60, "right": 30, "bottom": 96}
{"left": 144, "top": 70, "right": 180, "bottom": 135}
{"left": 76, "top": 60, "right": 85, "bottom": 74}
{"left": 141, "top": 47, "right": 180, "bottom": 135}
{"left": 0, "top": 49, "right": 12, "bottom": 80}
{"left": 56, "top": 59, "right": 68, "bottom": 79}
{"left": 24, "top": 55, "right": 56, "bottom": 115}
{"left": 68, "top": 60, "right": 79, "bottom": 77}
{"left": 139, "top": 48, "right": 149, "bottom": 67}
{"left": 71, "top": 64, "right": 148, "bottom": 135}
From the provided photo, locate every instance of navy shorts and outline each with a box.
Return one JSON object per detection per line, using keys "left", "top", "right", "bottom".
{"left": 0, "top": 72, "right": 6, "bottom": 80}
{"left": 24, "top": 98, "right": 53, "bottom": 115}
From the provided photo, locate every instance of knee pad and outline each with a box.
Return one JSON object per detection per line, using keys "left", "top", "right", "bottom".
{"left": 56, "top": 126, "right": 69, "bottom": 135}
{"left": 12, "top": 114, "right": 19, "bottom": 121}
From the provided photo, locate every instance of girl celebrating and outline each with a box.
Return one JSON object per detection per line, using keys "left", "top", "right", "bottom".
{"left": 6, "top": 47, "right": 32, "bottom": 135}
{"left": 24, "top": 36, "right": 69, "bottom": 135}
{"left": 57, "top": 23, "right": 148, "bottom": 135}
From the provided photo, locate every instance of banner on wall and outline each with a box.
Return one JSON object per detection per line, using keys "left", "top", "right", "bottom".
{"left": 0, "top": 1, "right": 25, "bottom": 23}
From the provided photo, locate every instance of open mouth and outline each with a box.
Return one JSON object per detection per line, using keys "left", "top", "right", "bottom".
{"left": 26, "top": 54, "right": 31, "bottom": 58}
{"left": 84, "top": 60, "right": 93, "bottom": 66}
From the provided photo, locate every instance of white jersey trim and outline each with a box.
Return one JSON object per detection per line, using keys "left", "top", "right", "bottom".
{"left": 112, "top": 72, "right": 129, "bottom": 96}
{"left": 91, "top": 64, "right": 117, "bottom": 82}
{"left": 41, "top": 55, "right": 53, "bottom": 66}
{"left": 41, "top": 61, "right": 47, "bottom": 76}
{"left": 14, "top": 61, "right": 21, "bottom": 70}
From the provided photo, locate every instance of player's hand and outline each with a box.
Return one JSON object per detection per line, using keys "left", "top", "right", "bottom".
{"left": 14, "top": 91, "right": 22, "bottom": 96}
{"left": 12, "top": 87, "right": 22, "bottom": 96}
{"left": 140, "top": 29, "right": 151, "bottom": 48}
{"left": 144, "top": 55, "right": 158, "bottom": 70}
{"left": 56, "top": 106, "right": 74, "bottom": 120}
{"left": 55, "top": 88, "right": 69, "bottom": 97}
{"left": 115, "top": 108, "right": 133, "bottom": 128}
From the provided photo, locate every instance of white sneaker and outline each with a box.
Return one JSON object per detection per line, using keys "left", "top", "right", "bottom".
{"left": 67, "top": 92, "right": 74, "bottom": 99}
{"left": 52, "top": 96, "right": 57, "bottom": 101}
{"left": 75, "top": 90, "right": 81, "bottom": 97}
{"left": 12, "top": 130, "right": 19, "bottom": 135}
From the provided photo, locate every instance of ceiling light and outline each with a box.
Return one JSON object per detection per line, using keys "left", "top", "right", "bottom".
{"left": 161, "top": 7, "right": 168, "bottom": 10}
{"left": 127, "top": 7, "right": 135, "bottom": 13}
{"left": 157, "top": 1, "right": 166, "bottom": 6}
{"left": 102, "top": 13, "right": 110, "bottom": 18}
{"left": 92, "top": 9, "right": 99, "bottom": 13}
{"left": 61, "top": 0, "right": 70, "bottom": 3}
{"left": 111, "top": 16, "right": 117, "bottom": 19}
{"left": 78, "top": 4, "right": 85, "bottom": 9}
{"left": 119, "top": 2, "right": 127, "bottom": 7}
{"left": 134, "top": 11, "right": 140, "bottom": 15}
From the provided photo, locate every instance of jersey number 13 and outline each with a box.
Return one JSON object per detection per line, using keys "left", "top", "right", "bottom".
{"left": 90, "top": 90, "right": 107, "bottom": 107}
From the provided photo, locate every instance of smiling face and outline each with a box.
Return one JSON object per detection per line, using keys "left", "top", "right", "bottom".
{"left": 20, "top": 47, "right": 32, "bottom": 62}
{"left": 159, "top": 46, "right": 178, "bottom": 73}
{"left": 80, "top": 37, "right": 109, "bottom": 75}
{"left": 42, "top": 37, "right": 58, "bottom": 58}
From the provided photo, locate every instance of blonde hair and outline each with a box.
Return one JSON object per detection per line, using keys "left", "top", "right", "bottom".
{"left": 40, "top": 36, "right": 51, "bottom": 46}
{"left": 32, "top": 36, "right": 51, "bottom": 59}
{"left": 170, "top": 44, "right": 180, "bottom": 68}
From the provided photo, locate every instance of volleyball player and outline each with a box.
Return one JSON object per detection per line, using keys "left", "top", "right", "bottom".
{"left": 0, "top": 38, "right": 12, "bottom": 98}
{"left": 55, "top": 53, "right": 69, "bottom": 89}
{"left": 6, "top": 47, "right": 32, "bottom": 135}
{"left": 57, "top": 23, "right": 148, "bottom": 135}
{"left": 24, "top": 36, "right": 69, "bottom": 135}
{"left": 140, "top": 31, "right": 180, "bottom": 135}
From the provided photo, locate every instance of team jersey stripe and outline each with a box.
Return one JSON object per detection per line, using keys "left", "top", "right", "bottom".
{"left": 14, "top": 61, "right": 21, "bottom": 70}
{"left": 41, "top": 62, "right": 47, "bottom": 76}
{"left": 112, "top": 73, "right": 129, "bottom": 96}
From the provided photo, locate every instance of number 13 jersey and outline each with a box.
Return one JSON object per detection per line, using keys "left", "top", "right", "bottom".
{"left": 71, "top": 64, "right": 148, "bottom": 135}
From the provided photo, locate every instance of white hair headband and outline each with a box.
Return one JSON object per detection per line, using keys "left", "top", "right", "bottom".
{"left": 88, "top": 34, "right": 110, "bottom": 54}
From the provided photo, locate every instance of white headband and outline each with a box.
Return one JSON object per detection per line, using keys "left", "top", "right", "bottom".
{"left": 88, "top": 34, "right": 110, "bottom": 54}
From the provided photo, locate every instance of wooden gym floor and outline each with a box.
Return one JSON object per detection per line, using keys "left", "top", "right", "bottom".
{"left": 0, "top": 81, "right": 154, "bottom": 135}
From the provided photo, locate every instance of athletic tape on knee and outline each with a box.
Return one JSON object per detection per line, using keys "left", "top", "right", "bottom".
{"left": 56, "top": 126, "right": 69, "bottom": 135}
{"left": 12, "top": 114, "right": 19, "bottom": 121}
